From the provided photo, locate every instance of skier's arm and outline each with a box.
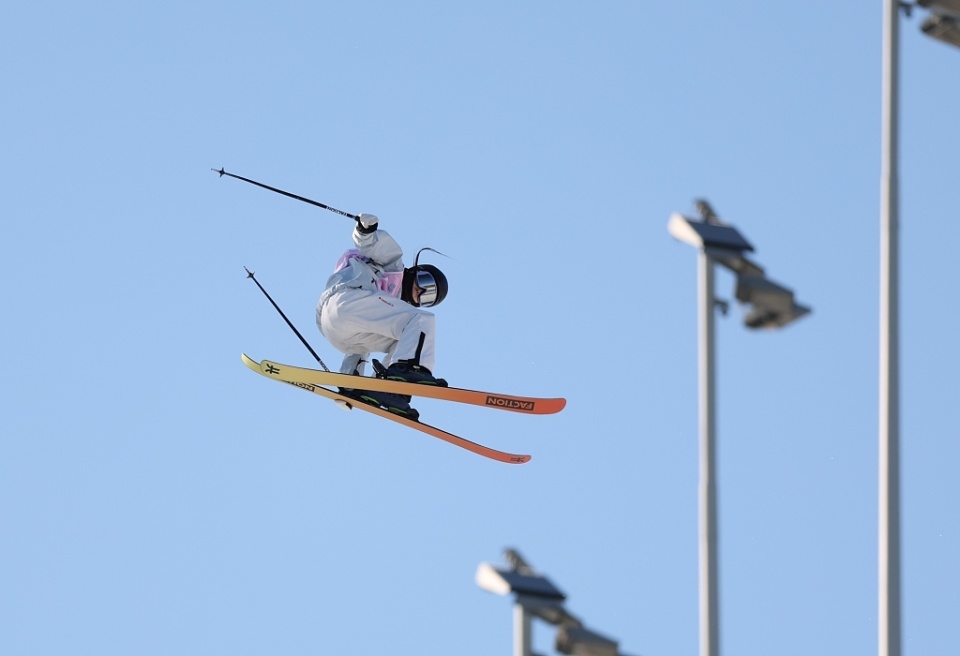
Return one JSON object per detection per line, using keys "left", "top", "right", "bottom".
{"left": 353, "top": 213, "right": 404, "bottom": 272}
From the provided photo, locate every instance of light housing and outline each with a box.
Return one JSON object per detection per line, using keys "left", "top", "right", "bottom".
{"left": 736, "top": 274, "right": 812, "bottom": 329}
{"left": 921, "top": 13, "right": 960, "bottom": 48}
{"left": 475, "top": 561, "right": 566, "bottom": 601}
{"left": 917, "top": 0, "right": 960, "bottom": 17}
{"left": 556, "top": 625, "right": 620, "bottom": 656}
{"left": 918, "top": 0, "right": 960, "bottom": 49}
{"left": 667, "top": 212, "right": 754, "bottom": 253}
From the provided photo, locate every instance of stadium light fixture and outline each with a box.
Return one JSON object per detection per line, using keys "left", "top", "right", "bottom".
{"left": 668, "top": 206, "right": 810, "bottom": 330}
{"left": 918, "top": 0, "right": 960, "bottom": 49}
{"left": 556, "top": 625, "right": 620, "bottom": 656}
{"left": 735, "top": 274, "right": 811, "bottom": 329}
{"left": 477, "top": 549, "right": 631, "bottom": 656}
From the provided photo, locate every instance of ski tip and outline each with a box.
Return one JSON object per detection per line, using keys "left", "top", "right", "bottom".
{"left": 511, "top": 455, "right": 532, "bottom": 464}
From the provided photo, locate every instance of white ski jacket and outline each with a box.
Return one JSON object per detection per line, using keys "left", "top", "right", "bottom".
{"left": 319, "top": 226, "right": 406, "bottom": 303}
{"left": 316, "top": 224, "right": 437, "bottom": 376}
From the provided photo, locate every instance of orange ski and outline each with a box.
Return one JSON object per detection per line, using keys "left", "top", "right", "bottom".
{"left": 242, "top": 354, "right": 531, "bottom": 464}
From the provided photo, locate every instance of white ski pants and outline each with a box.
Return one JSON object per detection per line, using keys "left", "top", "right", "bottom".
{"left": 317, "top": 289, "right": 436, "bottom": 374}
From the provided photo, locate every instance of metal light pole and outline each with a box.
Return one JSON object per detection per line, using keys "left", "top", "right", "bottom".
{"left": 879, "top": 3, "right": 902, "bottom": 656}
{"left": 698, "top": 250, "right": 720, "bottom": 656}
{"left": 880, "top": 4, "right": 960, "bottom": 654}
{"left": 513, "top": 603, "right": 533, "bottom": 656}
{"left": 670, "top": 206, "right": 810, "bottom": 656}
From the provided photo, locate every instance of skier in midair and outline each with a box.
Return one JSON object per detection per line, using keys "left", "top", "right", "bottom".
{"left": 316, "top": 212, "right": 448, "bottom": 420}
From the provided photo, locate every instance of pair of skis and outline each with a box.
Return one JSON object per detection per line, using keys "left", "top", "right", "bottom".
{"left": 241, "top": 354, "right": 566, "bottom": 464}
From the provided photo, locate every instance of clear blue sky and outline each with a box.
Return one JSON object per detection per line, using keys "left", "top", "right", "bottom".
{"left": 3, "top": 3, "right": 958, "bottom": 655}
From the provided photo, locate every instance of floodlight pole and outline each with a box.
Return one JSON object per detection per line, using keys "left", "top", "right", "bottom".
{"left": 698, "top": 251, "right": 720, "bottom": 656}
{"left": 879, "top": 1, "right": 902, "bottom": 656}
{"left": 514, "top": 603, "right": 533, "bottom": 656}
{"left": 670, "top": 208, "right": 809, "bottom": 656}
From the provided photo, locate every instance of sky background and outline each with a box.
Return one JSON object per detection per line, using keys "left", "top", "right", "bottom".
{"left": 2, "top": 2, "right": 958, "bottom": 655}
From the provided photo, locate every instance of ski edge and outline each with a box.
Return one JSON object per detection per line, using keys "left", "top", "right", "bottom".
{"left": 241, "top": 354, "right": 531, "bottom": 465}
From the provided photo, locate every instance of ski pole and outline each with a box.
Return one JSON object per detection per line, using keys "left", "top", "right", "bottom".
{"left": 214, "top": 168, "right": 360, "bottom": 221}
{"left": 244, "top": 267, "right": 331, "bottom": 372}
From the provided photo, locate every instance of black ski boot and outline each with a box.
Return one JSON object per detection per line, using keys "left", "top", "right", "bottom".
{"left": 338, "top": 387, "right": 420, "bottom": 421}
{"left": 378, "top": 360, "right": 448, "bottom": 387}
